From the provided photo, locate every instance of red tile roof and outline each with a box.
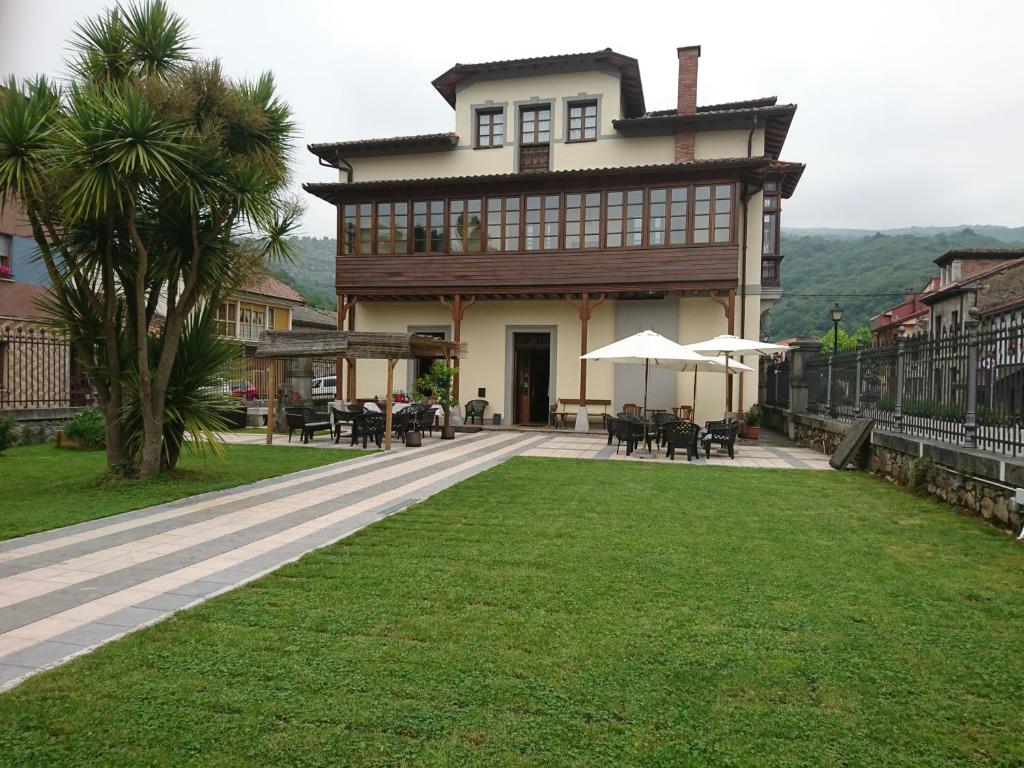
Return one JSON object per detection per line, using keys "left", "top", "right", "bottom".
{"left": 237, "top": 274, "right": 302, "bottom": 303}
{"left": 432, "top": 49, "right": 646, "bottom": 117}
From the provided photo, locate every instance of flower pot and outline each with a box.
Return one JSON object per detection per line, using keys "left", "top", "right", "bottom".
{"left": 441, "top": 426, "right": 456, "bottom": 440}
{"left": 745, "top": 425, "right": 760, "bottom": 439}
{"left": 405, "top": 430, "right": 423, "bottom": 447}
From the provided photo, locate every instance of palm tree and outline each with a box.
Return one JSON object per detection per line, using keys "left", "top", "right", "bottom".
{"left": 0, "top": 1, "right": 298, "bottom": 476}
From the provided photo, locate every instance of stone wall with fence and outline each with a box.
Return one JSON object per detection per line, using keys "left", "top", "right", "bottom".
{"left": 761, "top": 319, "right": 1024, "bottom": 536}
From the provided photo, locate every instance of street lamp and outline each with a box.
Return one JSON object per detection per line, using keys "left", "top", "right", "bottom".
{"left": 829, "top": 303, "right": 843, "bottom": 417}
{"left": 830, "top": 303, "right": 844, "bottom": 356}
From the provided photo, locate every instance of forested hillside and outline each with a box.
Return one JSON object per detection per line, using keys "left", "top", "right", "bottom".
{"left": 768, "top": 228, "right": 1024, "bottom": 340}
{"left": 277, "top": 236, "right": 337, "bottom": 309}
{"left": 279, "top": 228, "right": 1024, "bottom": 339}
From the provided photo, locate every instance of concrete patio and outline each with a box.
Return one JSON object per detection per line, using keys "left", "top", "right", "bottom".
{"left": 228, "top": 426, "right": 833, "bottom": 470}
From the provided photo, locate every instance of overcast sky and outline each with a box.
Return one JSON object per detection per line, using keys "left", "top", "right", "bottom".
{"left": 2, "top": 0, "right": 1022, "bottom": 237}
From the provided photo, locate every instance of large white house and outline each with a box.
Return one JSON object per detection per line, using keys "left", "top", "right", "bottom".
{"left": 306, "top": 46, "right": 803, "bottom": 425}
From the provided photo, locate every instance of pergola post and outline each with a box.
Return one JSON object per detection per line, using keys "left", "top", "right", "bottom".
{"left": 384, "top": 358, "right": 396, "bottom": 450}
{"left": 265, "top": 358, "right": 276, "bottom": 445}
{"left": 566, "top": 292, "right": 606, "bottom": 432}
{"left": 342, "top": 296, "right": 358, "bottom": 402}
{"left": 440, "top": 293, "right": 475, "bottom": 423}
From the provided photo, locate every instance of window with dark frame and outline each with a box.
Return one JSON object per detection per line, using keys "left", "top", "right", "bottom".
{"left": 567, "top": 100, "right": 598, "bottom": 142}
{"left": 449, "top": 199, "right": 483, "bottom": 253}
{"left": 486, "top": 197, "right": 521, "bottom": 252}
{"left": 475, "top": 108, "right": 504, "bottom": 148}
{"left": 605, "top": 189, "right": 644, "bottom": 248}
{"left": 413, "top": 200, "right": 445, "bottom": 253}
{"left": 693, "top": 184, "right": 733, "bottom": 244}
{"left": 376, "top": 201, "right": 409, "bottom": 254}
{"left": 338, "top": 182, "right": 736, "bottom": 256}
{"left": 519, "top": 105, "right": 551, "bottom": 145}
{"left": 762, "top": 181, "right": 780, "bottom": 256}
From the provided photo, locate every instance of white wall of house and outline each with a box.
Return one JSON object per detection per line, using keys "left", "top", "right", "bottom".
{"left": 352, "top": 295, "right": 758, "bottom": 424}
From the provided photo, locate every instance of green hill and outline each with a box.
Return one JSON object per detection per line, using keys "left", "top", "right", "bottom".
{"left": 278, "top": 229, "right": 1024, "bottom": 340}
{"left": 277, "top": 236, "right": 337, "bottom": 310}
{"left": 768, "top": 228, "right": 1024, "bottom": 340}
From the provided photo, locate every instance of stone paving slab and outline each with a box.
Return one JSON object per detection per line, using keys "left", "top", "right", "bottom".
{"left": 0, "top": 431, "right": 545, "bottom": 691}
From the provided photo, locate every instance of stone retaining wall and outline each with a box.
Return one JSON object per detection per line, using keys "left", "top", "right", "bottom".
{"left": 0, "top": 407, "right": 85, "bottom": 445}
{"left": 762, "top": 405, "right": 1024, "bottom": 535}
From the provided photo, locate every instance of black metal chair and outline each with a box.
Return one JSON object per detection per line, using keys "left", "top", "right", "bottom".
{"left": 703, "top": 419, "right": 739, "bottom": 459}
{"left": 611, "top": 417, "right": 636, "bottom": 455}
{"left": 620, "top": 412, "right": 655, "bottom": 452}
{"left": 664, "top": 420, "right": 700, "bottom": 461}
{"left": 284, "top": 407, "right": 332, "bottom": 444}
{"left": 651, "top": 412, "right": 679, "bottom": 449}
{"left": 601, "top": 413, "right": 616, "bottom": 445}
{"left": 353, "top": 410, "right": 385, "bottom": 449}
{"left": 331, "top": 406, "right": 357, "bottom": 445}
{"left": 394, "top": 404, "right": 424, "bottom": 443}
{"left": 464, "top": 399, "right": 489, "bottom": 425}
{"left": 416, "top": 406, "right": 438, "bottom": 437}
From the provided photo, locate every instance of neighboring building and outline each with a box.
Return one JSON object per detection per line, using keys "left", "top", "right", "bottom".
{"left": 306, "top": 46, "right": 804, "bottom": 424}
{"left": 0, "top": 199, "right": 87, "bottom": 409}
{"left": 922, "top": 249, "right": 1024, "bottom": 335}
{"left": 213, "top": 275, "right": 303, "bottom": 345}
{"left": 292, "top": 304, "right": 338, "bottom": 331}
{"left": 870, "top": 277, "right": 939, "bottom": 344}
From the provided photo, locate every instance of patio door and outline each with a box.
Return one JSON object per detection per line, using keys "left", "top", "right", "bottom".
{"left": 513, "top": 332, "right": 550, "bottom": 425}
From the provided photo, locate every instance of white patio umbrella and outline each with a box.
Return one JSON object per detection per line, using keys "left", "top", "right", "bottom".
{"left": 582, "top": 330, "right": 706, "bottom": 453}
{"left": 683, "top": 334, "right": 790, "bottom": 415}
{"left": 665, "top": 355, "right": 754, "bottom": 417}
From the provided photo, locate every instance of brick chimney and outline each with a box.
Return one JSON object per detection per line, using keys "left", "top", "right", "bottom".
{"left": 675, "top": 45, "right": 700, "bottom": 161}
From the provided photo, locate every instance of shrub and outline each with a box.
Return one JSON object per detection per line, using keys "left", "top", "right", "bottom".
{"left": 745, "top": 403, "right": 763, "bottom": 427}
{"left": 0, "top": 416, "right": 15, "bottom": 455}
{"left": 64, "top": 408, "right": 106, "bottom": 450}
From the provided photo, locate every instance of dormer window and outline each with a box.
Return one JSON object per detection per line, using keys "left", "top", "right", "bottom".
{"left": 567, "top": 100, "right": 598, "bottom": 142}
{"left": 475, "top": 108, "right": 504, "bottom": 149}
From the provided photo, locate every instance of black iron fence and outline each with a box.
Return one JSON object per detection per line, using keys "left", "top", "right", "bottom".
{"left": 773, "top": 314, "right": 1024, "bottom": 457}
{"left": 0, "top": 325, "right": 94, "bottom": 409}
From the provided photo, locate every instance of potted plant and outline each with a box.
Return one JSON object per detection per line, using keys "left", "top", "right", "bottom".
{"left": 743, "top": 403, "right": 762, "bottom": 439}
{"left": 414, "top": 360, "right": 459, "bottom": 440}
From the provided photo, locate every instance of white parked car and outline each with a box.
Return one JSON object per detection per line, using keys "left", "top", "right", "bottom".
{"left": 311, "top": 375, "right": 337, "bottom": 401}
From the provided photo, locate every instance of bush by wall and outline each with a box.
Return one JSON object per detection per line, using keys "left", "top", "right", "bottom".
{"left": 64, "top": 408, "right": 106, "bottom": 450}
{"left": 0, "top": 416, "right": 14, "bottom": 455}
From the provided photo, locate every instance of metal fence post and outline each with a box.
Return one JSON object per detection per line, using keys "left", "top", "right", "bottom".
{"left": 895, "top": 326, "right": 906, "bottom": 432}
{"left": 853, "top": 342, "right": 863, "bottom": 417}
{"left": 826, "top": 352, "right": 834, "bottom": 417}
{"left": 964, "top": 309, "right": 980, "bottom": 449}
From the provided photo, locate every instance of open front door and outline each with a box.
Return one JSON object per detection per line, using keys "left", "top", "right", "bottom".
{"left": 513, "top": 332, "right": 550, "bottom": 425}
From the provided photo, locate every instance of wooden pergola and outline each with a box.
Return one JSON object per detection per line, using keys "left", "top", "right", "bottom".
{"left": 253, "top": 330, "right": 465, "bottom": 450}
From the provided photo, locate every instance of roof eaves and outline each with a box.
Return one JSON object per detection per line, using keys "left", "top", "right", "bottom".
{"left": 303, "top": 156, "right": 772, "bottom": 201}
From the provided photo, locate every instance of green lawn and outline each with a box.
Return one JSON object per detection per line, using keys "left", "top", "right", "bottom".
{"left": 1, "top": 459, "right": 1023, "bottom": 766}
{"left": 0, "top": 443, "right": 368, "bottom": 541}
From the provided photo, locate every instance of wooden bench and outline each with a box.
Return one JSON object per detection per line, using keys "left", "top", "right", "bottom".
{"left": 554, "top": 398, "right": 612, "bottom": 428}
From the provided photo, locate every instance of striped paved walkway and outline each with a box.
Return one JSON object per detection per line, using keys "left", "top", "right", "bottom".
{"left": 0, "top": 430, "right": 546, "bottom": 691}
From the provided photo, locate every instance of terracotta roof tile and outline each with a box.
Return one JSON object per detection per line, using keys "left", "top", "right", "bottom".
{"left": 304, "top": 156, "right": 773, "bottom": 201}
{"left": 292, "top": 304, "right": 338, "bottom": 329}
{"left": 237, "top": 274, "right": 303, "bottom": 303}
